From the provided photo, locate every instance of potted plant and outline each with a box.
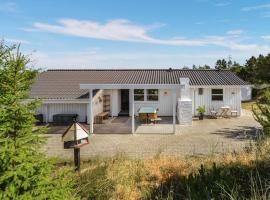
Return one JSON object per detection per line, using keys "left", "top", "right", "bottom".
{"left": 196, "top": 106, "right": 206, "bottom": 120}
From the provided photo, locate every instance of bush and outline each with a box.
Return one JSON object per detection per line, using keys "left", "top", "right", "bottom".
{"left": 253, "top": 89, "right": 270, "bottom": 135}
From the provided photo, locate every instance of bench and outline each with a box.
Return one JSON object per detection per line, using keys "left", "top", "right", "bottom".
{"left": 149, "top": 117, "right": 162, "bottom": 124}
{"left": 95, "top": 112, "right": 109, "bottom": 124}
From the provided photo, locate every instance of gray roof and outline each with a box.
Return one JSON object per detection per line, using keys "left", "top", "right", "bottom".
{"left": 30, "top": 69, "right": 248, "bottom": 99}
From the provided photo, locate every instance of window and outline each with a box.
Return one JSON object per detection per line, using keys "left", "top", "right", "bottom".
{"left": 134, "top": 89, "right": 144, "bottom": 101}
{"left": 134, "top": 89, "right": 159, "bottom": 101}
{"left": 212, "top": 89, "right": 223, "bottom": 101}
{"left": 198, "top": 88, "right": 203, "bottom": 95}
{"left": 147, "top": 89, "right": 159, "bottom": 101}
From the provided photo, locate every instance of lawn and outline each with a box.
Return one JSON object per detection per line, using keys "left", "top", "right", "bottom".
{"left": 242, "top": 101, "right": 256, "bottom": 111}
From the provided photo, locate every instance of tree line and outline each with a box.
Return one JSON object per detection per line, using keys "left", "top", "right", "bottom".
{"left": 189, "top": 54, "right": 270, "bottom": 85}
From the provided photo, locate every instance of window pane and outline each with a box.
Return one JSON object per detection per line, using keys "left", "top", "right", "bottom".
{"left": 212, "top": 95, "right": 223, "bottom": 101}
{"left": 147, "top": 89, "right": 158, "bottom": 95}
{"left": 147, "top": 95, "right": 158, "bottom": 101}
{"left": 134, "top": 89, "right": 144, "bottom": 95}
{"left": 212, "top": 89, "right": 223, "bottom": 94}
{"left": 198, "top": 88, "right": 203, "bottom": 95}
{"left": 134, "top": 95, "right": 144, "bottom": 101}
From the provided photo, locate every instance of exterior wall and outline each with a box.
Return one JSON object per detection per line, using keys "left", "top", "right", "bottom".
{"left": 37, "top": 90, "right": 104, "bottom": 123}
{"left": 37, "top": 103, "right": 87, "bottom": 123}
{"left": 129, "top": 89, "right": 180, "bottom": 116}
{"left": 36, "top": 87, "right": 242, "bottom": 123}
{"left": 110, "top": 89, "right": 121, "bottom": 116}
{"left": 241, "top": 86, "right": 252, "bottom": 101}
{"left": 192, "top": 87, "right": 242, "bottom": 116}
{"left": 86, "top": 90, "right": 104, "bottom": 123}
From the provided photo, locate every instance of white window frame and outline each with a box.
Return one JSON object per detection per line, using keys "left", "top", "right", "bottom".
{"left": 134, "top": 89, "right": 159, "bottom": 102}
{"left": 134, "top": 89, "right": 144, "bottom": 101}
{"left": 146, "top": 89, "right": 159, "bottom": 101}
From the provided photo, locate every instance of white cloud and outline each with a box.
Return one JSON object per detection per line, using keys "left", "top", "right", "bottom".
{"left": 226, "top": 29, "right": 244, "bottom": 36}
{"left": 261, "top": 35, "right": 270, "bottom": 41}
{"left": 214, "top": 2, "right": 231, "bottom": 7}
{"left": 4, "top": 38, "right": 29, "bottom": 44}
{"left": 0, "top": 2, "right": 18, "bottom": 12}
{"left": 242, "top": 3, "right": 270, "bottom": 11}
{"left": 25, "top": 18, "right": 270, "bottom": 52}
{"left": 31, "top": 48, "right": 270, "bottom": 69}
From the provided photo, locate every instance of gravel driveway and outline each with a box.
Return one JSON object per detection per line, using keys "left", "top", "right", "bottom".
{"left": 43, "top": 110, "right": 261, "bottom": 159}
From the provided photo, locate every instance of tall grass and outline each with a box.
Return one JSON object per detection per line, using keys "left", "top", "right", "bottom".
{"left": 76, "top": 139, "right": 270, "bottom": 200}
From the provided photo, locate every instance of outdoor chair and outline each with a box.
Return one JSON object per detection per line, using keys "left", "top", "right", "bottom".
{"left": 139, "top": 113, "right": 148, "bottom": 122}
{"left": 209, "top": 107, "right": 218, "bottom": 119}
{"left": 148, "top": 112, "right": 162, "bottom": 124}
{"left": 229, "top": 105, "right": 238, "bottom": 117}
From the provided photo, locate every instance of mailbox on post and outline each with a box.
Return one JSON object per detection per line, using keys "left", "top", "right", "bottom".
{"left": 62, "top": 121, "right": 89, "bottom": 171}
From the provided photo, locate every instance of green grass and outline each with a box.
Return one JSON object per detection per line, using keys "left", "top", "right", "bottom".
{"left": 75, "top": 139, "right": 270, "bottom": 200}
{"left": 242, "top": 101, "right": 256, "bottom": 111}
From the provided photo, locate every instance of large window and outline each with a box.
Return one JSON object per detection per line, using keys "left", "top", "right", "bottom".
{"left": 147, "top": 89, "right": 159, "bottom": 101}
{"left": 134, "top": 89, "right": 144, "bottom": 101}
{"left": 212, "top": 89, "right": 223, "bottom": 101}
{"left": 134, "top": 89, "right": 159, "bottom": 101}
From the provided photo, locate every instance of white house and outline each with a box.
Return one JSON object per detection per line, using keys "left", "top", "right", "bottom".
{"left": 30, "top": 69, "right": 249, "bottom": 133}
{"left": 241, "top": 86, "right": 252, "bottom": 101}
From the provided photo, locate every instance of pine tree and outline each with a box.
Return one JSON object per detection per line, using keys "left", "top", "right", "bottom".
{"left": 215, "top": 59, "right": 227, "bottom": 70}
{"left": 0, "top": 42, "right": 78, "bottom": 199}
{"left": 253, "top": 89, "right": 270, "bottom": 136}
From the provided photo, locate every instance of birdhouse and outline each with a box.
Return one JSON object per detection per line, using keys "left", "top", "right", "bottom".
{"left": 62, "top": 122, "right": 89, "bottom": 149}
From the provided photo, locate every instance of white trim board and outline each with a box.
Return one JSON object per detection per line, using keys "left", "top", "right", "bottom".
{"left": 80, "top": 84, "right": 247, "bottom": 90}
{"left": 80, "top": 84, "right": 185, "bottom": 90}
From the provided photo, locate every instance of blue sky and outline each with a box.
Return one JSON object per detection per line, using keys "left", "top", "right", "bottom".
{"left": 1, "top": 0, "right": 270, "bottom": 69}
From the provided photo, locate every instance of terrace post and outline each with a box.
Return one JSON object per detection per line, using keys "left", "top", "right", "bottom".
{"left": 89, "top": 89, "right": 94, "bottom": 135}
{"left": 130, "top": 89, "right": 135, "bottom": 134}
{"left": 172, "top": 89, "right": 176, "bottom": 134}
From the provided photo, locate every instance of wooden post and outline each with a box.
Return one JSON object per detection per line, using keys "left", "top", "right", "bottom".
{"left": 73, "top": 120, "right": 80, "bottom": 172}
{"left": 172, "top": 89, "right": 176, "bottom": 134}
{"left": 89, "top": 89, "right": 93, "bottom": 134}
{"left": 74, "top": 148, "right": 80, "bottom": 172}
{"left": 130, "top": 89, "right": 135, "bottom": 134}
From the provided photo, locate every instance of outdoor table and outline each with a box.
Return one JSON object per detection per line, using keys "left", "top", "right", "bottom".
{"left": 220, "top": 106, "right": 230, "bottom": 118}
{"left": 138, "top": 107, "right": 157, "bottom": 124}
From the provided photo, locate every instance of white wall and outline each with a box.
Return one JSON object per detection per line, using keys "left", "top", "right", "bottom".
{"left": 129, "top": 89, "right": 180, "bottom": 116}
{"left": 110, "top": 89, "right": 121, "bottom": 116}
{"left": 37, "top": 90, "right": 104, "bottom": 123}
{"left": 192, "top": 87, "right": 242, "bottom": 116}
{"left": 37, "top": 103, "right": 87, "bottom": 123}
{"left": 37, "top": 87, "right": 242, "bottom": 123}
{"left": 87, "top": 90, "right": 104, "bottom": 123}
{"left": 241, "top": 86, "right": 252, "bottom": 101}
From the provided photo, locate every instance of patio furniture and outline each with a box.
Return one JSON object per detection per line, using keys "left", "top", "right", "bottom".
{"left": 209, "top": 107, "right": 218, "bottom": 119}
{"left": 35, "top": 114, "right": 43, "bottom": 125}
{"left": 53, "top": 114, "right": 78, "bottom": 125}
{"left": 148, "top": 113, "right": 162, "bottom": 124}
{"left": 219, "top": 106, "right": 230, "bottom": 118}
{"left": 231, "top": 110, "right": 238, "bottom": 117}
{"left": 138, "top": 107, "right": 157, "bottom": 123}
{"left": 149, "top": 116, "right": 162, "bottom": 124}
{"left": 95, "top": 111, "right": 109, "bottom": 124}
{"left": 227, "top": 105, "right": 238, "bottom": 117}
